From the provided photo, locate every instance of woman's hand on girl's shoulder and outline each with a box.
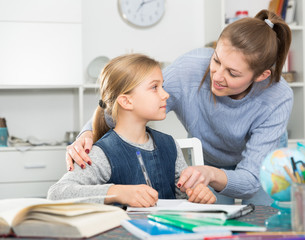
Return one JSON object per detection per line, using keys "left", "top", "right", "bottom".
{"left": 186, "top": 183, "right": 216, "bottom": 204}
{"left": 66, "top": 131, "right": 93, "bottom": 171}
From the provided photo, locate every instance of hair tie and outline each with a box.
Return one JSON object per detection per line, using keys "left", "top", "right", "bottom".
{"left": 99, "top": 99, "right": 106, "bottom": 109}
{"left": 264, "top": 19, "right": 274, "bottom": 29}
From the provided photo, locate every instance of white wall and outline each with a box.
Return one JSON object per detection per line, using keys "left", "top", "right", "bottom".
{"left": 82, "top": 0, "right": 206, "bottom": 138}
{"left": 82, "top": 0, "right": 205, "bottom": 74}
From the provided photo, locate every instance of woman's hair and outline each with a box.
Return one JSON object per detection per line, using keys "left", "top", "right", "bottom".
{"left": 200, "top": 9, "right": 291, "bottom": 89}
{"left": 92, "top": 53, "right": 160, "bottom": 143}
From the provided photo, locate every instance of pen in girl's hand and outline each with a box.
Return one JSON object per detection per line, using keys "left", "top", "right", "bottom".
{"left": 136, "top": 151, "right": 157, "bottom": 206}
{"left": 136, "top": 151, "right": 153, "bottom": 188}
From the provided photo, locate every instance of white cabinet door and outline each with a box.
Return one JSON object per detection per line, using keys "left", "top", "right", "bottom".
{"left": 0, "top": 0, "right": 82, "bottom": 86}
{"left": 0, "top": 22, "right": 82, "bottom": 85}
{"left": 0, "top": 0, "right": 81, "bottom": 22}
{"left": 0, "top": 147, "right": 66, "bottom": 199}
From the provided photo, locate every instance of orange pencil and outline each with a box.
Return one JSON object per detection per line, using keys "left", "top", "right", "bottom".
{"left": 284, "top": 165, "right": 297, "bottom": 183}
{"left": 295, "top": 171, "right": 303, "bottom": 183}
{"left": 300, "top": 165, "right": 305, "bottom": 182}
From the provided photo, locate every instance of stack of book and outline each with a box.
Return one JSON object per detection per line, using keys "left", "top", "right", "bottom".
{"left": 268, "top": 0, "right": 296, "bottom": 24}
{"left": 121, "top": 199, "right": 266, "bottom": 240}
{"left": 0, "top": 197, "right": 129, "bottom": 238}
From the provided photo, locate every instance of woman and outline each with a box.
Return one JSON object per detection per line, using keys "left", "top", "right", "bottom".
{"left": 66, "top": 10, "right": 292, "bottom": 205}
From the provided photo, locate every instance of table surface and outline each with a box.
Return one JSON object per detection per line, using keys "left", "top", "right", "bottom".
{"left": 91, "top": 205, "right": 287, "bottom": 240}
{"left": 4, "top": 205, "right": 289, "bottom": 240}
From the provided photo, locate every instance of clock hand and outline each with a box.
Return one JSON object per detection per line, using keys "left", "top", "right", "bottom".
{"left": 137, "top": 0, "right": 156, "bottom": 12}
{"left": 136, "top": 0, "right": 145, "bottom": 12}
{"left": 143, "top": 0, "right": 156, "bottom": 4}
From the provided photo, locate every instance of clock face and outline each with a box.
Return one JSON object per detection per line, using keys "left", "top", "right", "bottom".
{"left": 118, "top": 0, "right": 165, "bottom": 28}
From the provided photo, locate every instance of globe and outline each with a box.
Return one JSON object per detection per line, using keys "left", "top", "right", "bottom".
{"left": 260, "top": 148, "right": 305, "bottom": 202}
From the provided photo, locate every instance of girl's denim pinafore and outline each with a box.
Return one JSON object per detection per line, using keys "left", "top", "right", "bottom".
{"left": 94, "top": 127, "right": 177, "bottom": 199}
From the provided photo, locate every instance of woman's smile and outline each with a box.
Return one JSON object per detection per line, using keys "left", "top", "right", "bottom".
{"left": 213, "top": 80, "right": 226, "bottom": 90}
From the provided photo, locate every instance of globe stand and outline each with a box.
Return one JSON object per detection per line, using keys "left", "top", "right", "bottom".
{"left": 265, "top": 201, "right": 291, "bottom": 230}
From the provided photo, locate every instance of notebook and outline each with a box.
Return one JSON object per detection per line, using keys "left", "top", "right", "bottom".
{"left": 121, "top": 218, "right": 232, "bottom": 240}
{"left": 127, "top": 199, "right": 255, "bottom": 220}
{"left": 148, "top": 214, "right": 266, "bottom": 232}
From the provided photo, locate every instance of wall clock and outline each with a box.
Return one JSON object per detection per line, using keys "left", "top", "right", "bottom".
{"left": 118, "top": 0, "right": 165, "bottom": 28}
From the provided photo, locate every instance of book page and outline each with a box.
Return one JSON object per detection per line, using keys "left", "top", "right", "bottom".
{"left": 0, "top": 217, "right": 10, "bottom": 235}
{"left": 0, "top": 196, "right": 113, "bottom": 227}
{"left": 28, "top": 203, "right": 122, "bottom": 217}
{"left": 13, "top": 206, "right": 130, "bottom": 238}
{"left": 0, "top": 198, "right": 51, "bottom": 226}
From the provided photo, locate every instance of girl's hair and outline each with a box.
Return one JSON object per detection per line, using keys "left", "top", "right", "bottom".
{"left": 199, "top": 9, "right": 291, "bottom": 89}
{"left": 92, "top": 53, "right": 160, "bottom": 143}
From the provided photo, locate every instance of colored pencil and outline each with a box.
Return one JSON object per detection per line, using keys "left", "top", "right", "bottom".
{"left": 284, "top": 165, "right": 297, "bottom": 183}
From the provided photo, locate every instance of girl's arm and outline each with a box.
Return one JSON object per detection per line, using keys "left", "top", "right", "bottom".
{"left": 105, "top": 184, "right": 158, "bottom": 207}
{"left": 52, "top": 145, "right": 158, "bottom": 206}
{"left": 48, "top": 146, "right": 113, "bottom": 203}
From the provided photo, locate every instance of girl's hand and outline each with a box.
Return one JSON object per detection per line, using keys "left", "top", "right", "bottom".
{"left": 105, "top": 184, "right": 158, "bottom": 207}
{"left": 186, "top": 183, "right": 216, "bottom": 204}
{"left": 66, "top": 131, "right": 93, "bottom": 171}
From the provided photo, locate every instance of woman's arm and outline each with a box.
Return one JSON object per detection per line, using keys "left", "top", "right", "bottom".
{"left": 178, "top": 165, "right": 228, "bottom": 192}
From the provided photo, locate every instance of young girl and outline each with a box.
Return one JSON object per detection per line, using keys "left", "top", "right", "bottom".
{"left": 48, "top": 54, "right": 216, "bottom": 207}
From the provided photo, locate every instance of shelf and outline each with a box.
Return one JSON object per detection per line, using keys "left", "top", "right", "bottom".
{"left": 83, "top": 83, "right": 99, "bottom": 89}
{"left": 288, "top": 139, "right": 305, "bottom": 148}
{"left": 0, "top": 85, "right": 81, "bottom": 90}
{"left": 289, "top": 25, "right": 303, "bottom": 31}
{"left": 223, "top": 24, "right": 303, "bottom": 31}
{"left": 0, "top": 84, "right": 101, "bottom": 90}
{"left": 288, "top": 139, "right": 304, "bottom": 144}
{"left": 289, "top": 82, "right": 305, "bottom": 87}
{"left": 0, "top": 145, "right": 67, "bottom": 152}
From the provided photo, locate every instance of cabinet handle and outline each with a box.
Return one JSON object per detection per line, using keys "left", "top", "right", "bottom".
{"left": 24, "top": 164, "right": 46, "bottom": 169}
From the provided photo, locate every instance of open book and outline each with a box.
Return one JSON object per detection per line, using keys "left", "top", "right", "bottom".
{"left": 0, "top": 197, "right": 129, "bottom": 238}
{"left": 127, "top": 199, "right": 254, "bottom": 220}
